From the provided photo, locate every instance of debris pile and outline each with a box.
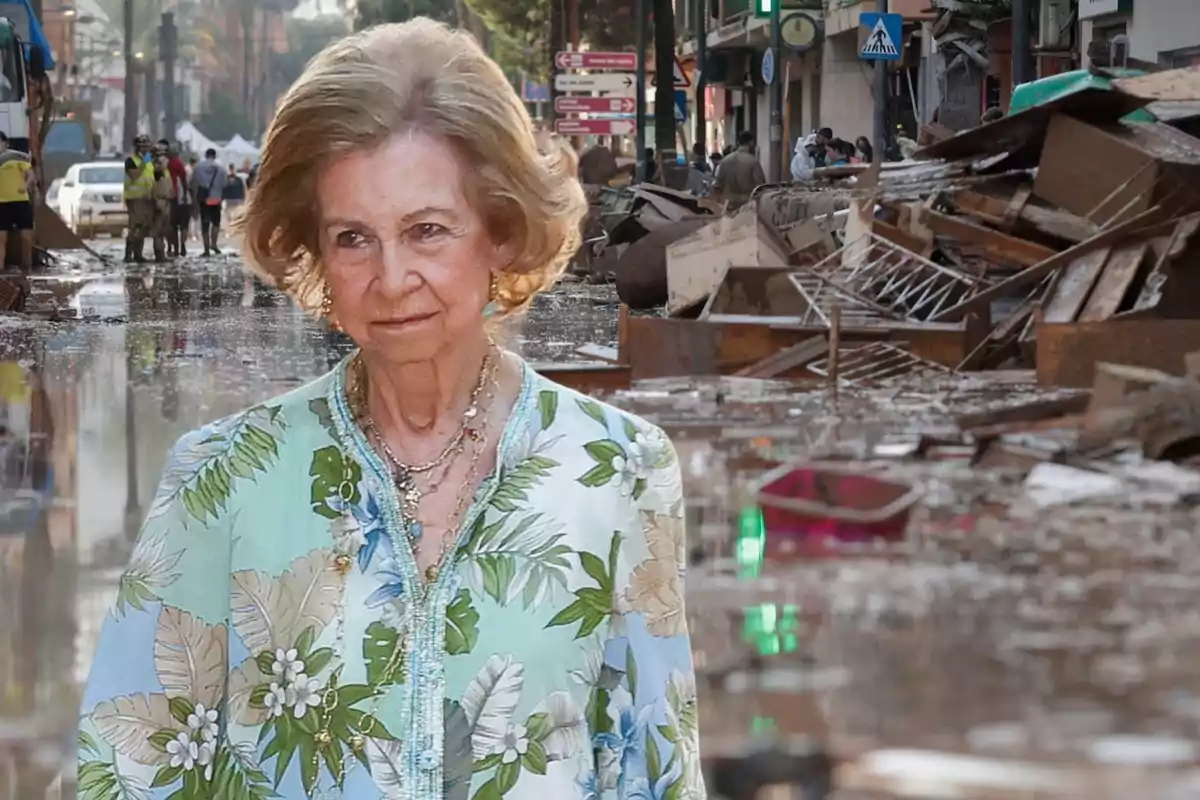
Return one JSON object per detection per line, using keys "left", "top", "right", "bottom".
{"left": 540, "top": 67, "right": 1200, "bottom": 795}
{"left": 552, "top": 65, "right": 1200, "bottom": 396}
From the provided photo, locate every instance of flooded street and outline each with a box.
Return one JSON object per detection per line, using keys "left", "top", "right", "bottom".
{"left": 6, "top": 249, "right": 1200, "bottom": 799}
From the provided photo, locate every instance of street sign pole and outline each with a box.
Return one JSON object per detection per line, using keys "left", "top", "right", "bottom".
{"left": 694, "top": 0, "right": 707, "bottom": 158}
{"left": 635, "top": 0, "right": 647, "bottom": 182}
{"left": 873, "top": 0, "right": 890, "bottom": 160}
{"left": 768, "top": 0, "right": 783, "bottom": 182}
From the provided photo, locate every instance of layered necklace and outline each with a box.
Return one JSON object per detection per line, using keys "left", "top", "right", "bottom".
{"left": 309, "top": 349, "right": 500, "bottom": 796}
{"left": 347, "top": 347, "right": 498, "bottom": 583}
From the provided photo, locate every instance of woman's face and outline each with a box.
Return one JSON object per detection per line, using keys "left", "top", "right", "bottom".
{"left": 318, "top": 130, "right": 509, "bottom": 365}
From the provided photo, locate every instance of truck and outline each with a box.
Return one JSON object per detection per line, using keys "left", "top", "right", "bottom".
{"left": 0, "top": 0, "right": 88, "bottom": 254}
{"left": 42, "top": 100, "right": 102, "bottom": 185}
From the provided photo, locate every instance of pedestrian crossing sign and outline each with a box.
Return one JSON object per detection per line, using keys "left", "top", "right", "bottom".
{"left": 859, "top": 12, "right": 902, "bottom": 61}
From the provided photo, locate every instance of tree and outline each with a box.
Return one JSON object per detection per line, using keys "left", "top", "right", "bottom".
{"left": 197, "top": 89, "right": 254, "bottom": 140}
{"left": 354, "top": 0, "right": 456, "bottom": 29}
{"left": 271, "top": 15, "right": 351, "bottom": 90}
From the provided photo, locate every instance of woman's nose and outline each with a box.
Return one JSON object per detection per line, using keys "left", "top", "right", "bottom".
{"left": 377, "top": 240, "right": 416, "bottom": 297}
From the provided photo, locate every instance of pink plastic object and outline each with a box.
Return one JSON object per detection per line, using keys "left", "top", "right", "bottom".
{"left": 755, "top": 462, "right": 920, "bottom": 559}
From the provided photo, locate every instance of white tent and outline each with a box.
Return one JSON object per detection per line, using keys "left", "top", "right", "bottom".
{"left": 219, "top": 134, "right": 260, "bottom": 168}
{"left": 175, "top": 121, "right": 219, "bottom": 156}
{"left": 224, "top": 134, "right": 258, "bottom": 154}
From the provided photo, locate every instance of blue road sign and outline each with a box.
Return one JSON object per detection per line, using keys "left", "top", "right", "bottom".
{"left": 859, "top": 12, "right": 902, "bottom": 61}
{"left": 674, "top": 90, "right": 688, "bottom": 122}
{"left": 761, "top": 47, "right": 776, "bottom": 85}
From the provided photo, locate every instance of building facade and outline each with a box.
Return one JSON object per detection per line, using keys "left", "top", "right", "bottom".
{"left": 1081, "top": 0, "right": 1200, "bottom": 69}
{"left": 679, "top": 0, "right": 935, "bottom": 174}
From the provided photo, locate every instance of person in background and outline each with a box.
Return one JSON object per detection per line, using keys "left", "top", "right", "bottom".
{"left": 149, "top": 142, "right": 174, "bottom": 262}
{"left": 690, "top": 142, "right": 710, "bottom": 173}
{"left": 790, "top": 132, "right": 820, "bottom": 182}
{"left": 642, "top": 146, "right": 657, "bottom": 183}
{"left": 186, "top": 156, "right": 199, "bottom": 243}
{"left": 981, "top": 105, "right": 1005, "bottom": 124}
{"left": 840, "top": 139, "right": 860, "bottom": 164}
{"left": 0, "top": 132, "right": 36, "bottom": 284}
{"left": 166, "top": 143, "right": 190, "bottom": 257}
{"left": 222, "top": 163, "right": 247, "bottom": 214}
{"left": 710, "top": 150, "right": 724, "bottom": 171}
{"left": 123, "top": 134, "right": 155, "bottom": 263}
{"left": 825, "top": 138, "right": 852, "bottom": 167}
{"left": 813, "top": 127, "right": 834, "bottom": 167}
{"left": 855, "top": 136, "right": 874, "bottom": 164}
{"left": 189, "top": 147, "right": 227, "bottom": 256}
{"left": 246, "top": 161, "right": 259, "bottom": 190}
{"left": 713, "top": 129, "right": 766, "bottom": 209}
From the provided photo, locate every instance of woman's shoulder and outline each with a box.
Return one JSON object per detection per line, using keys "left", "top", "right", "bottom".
{"left": 523, "top": 369, "right": 679, "bottom": 509}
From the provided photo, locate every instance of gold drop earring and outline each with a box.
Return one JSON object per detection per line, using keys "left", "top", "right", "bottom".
{"left": 482, "top": 274, "right": 499, "bottom": 318}
{"left": 322, "top": 284, "right": 343, "bottom": 332}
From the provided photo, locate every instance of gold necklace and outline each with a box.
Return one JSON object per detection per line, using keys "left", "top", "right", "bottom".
{"left": 352, "top": 350, "right": 497, "bottom": 580}
{"left": 310, "top": 355, "right": 501, "bottom": 795}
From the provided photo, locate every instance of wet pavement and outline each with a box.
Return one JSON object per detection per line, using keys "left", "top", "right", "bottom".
{"left": 7, "top": 245, "right": 1200, "bottom": 798}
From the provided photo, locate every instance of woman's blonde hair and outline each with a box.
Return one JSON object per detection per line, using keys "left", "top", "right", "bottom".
{"left": 241, "top": 18, "right": 586, "bottom": 316}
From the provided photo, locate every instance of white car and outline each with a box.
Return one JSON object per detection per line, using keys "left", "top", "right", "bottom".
{"left": 44, "top": 177, "right": 63, "bottom": 215}
{"left": 58, "top": 161, "right": 128, "bottom": 238}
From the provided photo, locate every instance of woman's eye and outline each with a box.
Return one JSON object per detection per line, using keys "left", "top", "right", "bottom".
{"left": 411, "top": 222, "right": 448, "bottom": 241}
{"left": 334, "top": 230, "right": 367, "bottom": 248}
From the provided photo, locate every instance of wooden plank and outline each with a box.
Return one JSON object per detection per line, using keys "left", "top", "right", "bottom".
{"left": 1041, "top": 248, "right": 1111, "bottom": 323}
{"left": 1036, "top": 319, "right": 1200, "bottom": 388}
{"left": 950, "top": 188, "right": 1100, "bottom": 243}
{"left": 535, "top": 363, "right": 631, "bottom": 394}
{"left": 931, "top": 205, "right": 1168, "bottom": 322}
{"left": 574, "top": 343, "right": 622, "bottom": 363}
{"left": 1000, "top": 185, "right": 1033, "bottom": 232}
{"left": 920, "top": 208, "right": 1057, "bottom": 267}
{"left": 1133, "top": 214, "right": 1200, "bottom": 311}
{"left": 1078, "top": 242, "right": 1148, "bottom": 321}
{"left": 734, "top": 336, "right": 829, "bottom": 379}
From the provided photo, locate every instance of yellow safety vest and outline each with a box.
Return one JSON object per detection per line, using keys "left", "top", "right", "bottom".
{"left": 123, "top": 154, "right": 155, "bottom": 200}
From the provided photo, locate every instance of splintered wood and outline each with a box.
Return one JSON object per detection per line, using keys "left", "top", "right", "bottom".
{"left": 634, "top": 77, "right": 1200, "bottom": 391}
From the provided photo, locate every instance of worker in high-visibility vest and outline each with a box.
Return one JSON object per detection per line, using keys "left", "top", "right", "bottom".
{"left": 123, "top": 134, "right": 155, "bottom": 263}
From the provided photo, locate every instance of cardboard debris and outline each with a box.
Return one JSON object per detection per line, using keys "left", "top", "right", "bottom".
{"left": 556, "top": 65, "right": 1200, "bottom": 408}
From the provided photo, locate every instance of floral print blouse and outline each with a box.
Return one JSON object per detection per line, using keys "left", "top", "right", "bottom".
{"left": 78, "top": 354, "right": 706, "bottom": 800}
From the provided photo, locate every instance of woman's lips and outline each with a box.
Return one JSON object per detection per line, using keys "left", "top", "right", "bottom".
{"left": 371, "top": 312, "right": 437, "bottom": 328}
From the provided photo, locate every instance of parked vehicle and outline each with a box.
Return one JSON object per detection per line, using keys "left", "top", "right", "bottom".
{"left": 41, "top": 101, "right": 102, "bottom": 185}
{"left": 44, "top": 176, "right": 62, "bottom": 215}
{"left": 56, "top": 161, "right": 127, "bottom": 238}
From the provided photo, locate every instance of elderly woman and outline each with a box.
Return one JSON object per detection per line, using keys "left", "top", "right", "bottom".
{"left": 78, "top": 18, "right": 704, "bottom": 800}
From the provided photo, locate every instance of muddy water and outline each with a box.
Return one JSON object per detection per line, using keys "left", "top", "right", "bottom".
{"left": 606, "top": 377, "right": 1200, "bottom": 798}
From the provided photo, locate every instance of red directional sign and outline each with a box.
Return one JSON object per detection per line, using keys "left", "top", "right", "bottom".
{"left": 554, "top": 96, "right": 636, "bottom": 114}
{"left": 554, "top": 51, "right": 638, "bottom": 71}
{"left": 555, "top": 118, "right": 635, "bottom": 136}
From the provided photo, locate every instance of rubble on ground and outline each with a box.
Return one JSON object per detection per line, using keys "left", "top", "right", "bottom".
{"left": 550, "top": 66, "right": 1200, "bottom": 796}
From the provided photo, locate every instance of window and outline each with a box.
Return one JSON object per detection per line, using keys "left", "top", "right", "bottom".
{"left": 78, "top": 166, "right": 125, "bottom": 184}
{"left": 1161, "top": 46, "right": 1200, "bottom": 69}
{"left": 43, "top": 122, "right": 87, "bottom": 154}
{"left": 0, "top": 37, "right": 23, "bottom": 103}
